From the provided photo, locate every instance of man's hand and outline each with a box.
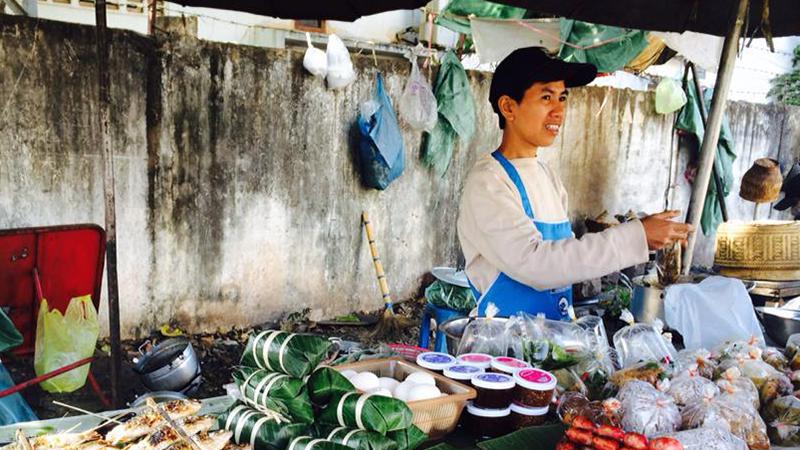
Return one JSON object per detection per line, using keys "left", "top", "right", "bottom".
{"left": 640, "top": 210, "right": 695, "bottom": 251}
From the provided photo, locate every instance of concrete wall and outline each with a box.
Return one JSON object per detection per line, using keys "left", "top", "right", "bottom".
{"left": 1, "top": 16, "right": 799, "bottom": 337}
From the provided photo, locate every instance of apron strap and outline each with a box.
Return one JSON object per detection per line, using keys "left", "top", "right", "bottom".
{"left": 491, "top": 150, "right": 535, "bottom": 220}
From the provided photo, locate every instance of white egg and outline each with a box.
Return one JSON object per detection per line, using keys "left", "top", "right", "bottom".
{"left": 407, "top": 384, "right": 441, "bottom": 402}
{"left": 393, "top": 381, "right": 417, "bottom": 401}
{"left": 405, "top": 372, "right": 436, "bottom": 386}
{"left": 367, "top": 387, "right": 393, "bottom": 398}
{"left": 350, "top": 372, "right": 380, "bottom": 391}
{"left": 339, "top": 370, "right": 358, "bottom": 380}
{"left": 378, "top": 377, "right": 400, "bottom": 392}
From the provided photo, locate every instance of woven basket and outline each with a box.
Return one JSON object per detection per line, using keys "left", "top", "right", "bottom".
{"left": 715, "top": 220, "right": 800, "bottom": 281}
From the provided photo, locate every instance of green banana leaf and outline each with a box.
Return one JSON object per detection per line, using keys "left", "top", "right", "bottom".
{"left": 476, "top": 423, "right": 566, "bottom": 450}
{"left": 387, "top": 425, "right": 428, "bottom": 450}
{"left": 314, "top": 426, "right": 398, "bottom": 450}
{"left": 285, "top": 436, "right": 351, "bottom": 450}
{"left": 241, "top": 330, "right": 332, "bottom": 378}
{"left": 217, "top": 403, "right": 308, "bottom": 450}
{"left": 319, "top": 392, "right": 414, "bottom": 435}
{"left": 233, "top": 366, "right": 314, "bottom": 423}
{"left": 307, "top": 367, "right": 357, "bottom": 406}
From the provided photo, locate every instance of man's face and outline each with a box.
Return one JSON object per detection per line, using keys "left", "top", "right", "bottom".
{"left": 503, "top": 80, "right": 568, "bottom": 147}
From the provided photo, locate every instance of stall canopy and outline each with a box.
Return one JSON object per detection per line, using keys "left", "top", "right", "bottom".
{"left": 172, "top": 0, "right": 429, "bottom": 21}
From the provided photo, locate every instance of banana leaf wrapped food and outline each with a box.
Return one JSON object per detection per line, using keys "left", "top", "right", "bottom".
{"left": 314, "top": 426, "right": 398, "bottom": 450}
{"left": 387, "top": 425, "right": 428, "bottom": 450}
{"left": 307, "top": 366, "right": 357, "bottom": 406}
{"left": 319, "top": 392, "right": 414, "bottom": 435}
{"left": 241, "top": 330, "right": 332, "bottom": 378}
{"left": 233, "top": 366, "right": 314, "bottom": 423}
{"left": 286, "top": 436, "right": 351, "bottom": 450}
{"left": 217, "top": 403, "right": 307, "bottom": 450}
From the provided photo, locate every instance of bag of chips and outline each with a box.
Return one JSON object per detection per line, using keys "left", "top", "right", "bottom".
{"left": 241, "top": 330, "right": 332, "bottom": 379}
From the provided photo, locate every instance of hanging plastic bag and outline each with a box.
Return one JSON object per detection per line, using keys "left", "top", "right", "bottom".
{"left": 326, "top": 34, "right": 356, "bottom": 90}
{"left": 398, "top": 47, "right": 437, "bottom": 131}
{"left": 664, "top": 276, "right": 764, "bottom": 350}
{"left": 356, "top": 73, "right": 405, "bottom": 190}
{"left": 655, "top": 78, "right": 687, "bottom": 114}
{"left": 424, "top": 280, "right": 476, "bottom": 313}
{"left": 456, "top": 303, "right": 507, "bottom": 356}
{"left": 303, "top": 32, "right": 327, "bottom": 78}
{"left": 34, "top": 296, "right": 99, "bottom": 393}
{"left": 613, "top": 310, "right": 677, "bottom": 368}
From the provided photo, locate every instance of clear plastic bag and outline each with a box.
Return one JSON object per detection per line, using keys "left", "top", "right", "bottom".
{"left": 302, "top": 32, "right": 327, "bottom": 78}
{"left": 718, "top": 358, "right": 793, "bottom": 405}
{"left": 680, "top": 396, "right": 769, "bottom": 450}
{"left": 664, "top": 427, "right": 748, "bottom": 450}
{"left": 574, "top": 346, "right": 618, "bottom": 401}
{"left": 787, "top": 334, "right": 800, "bottom": 370}
{"left": 456, "top": 304, "right": 507, "bottom": 356}
{"left": 666, "top": 366, "right": 719, "bottom": 406}
{"left": 510, "top": 313, "right": 593, "bottom": 371}
{"left": 716, "top": 368, "right": 761, "bottom": 411}
{"left": 613, "top": 311, "right": 677, "bottom": 368}
{"left": 610, "top": 361, "right": 670, "bottom": 388}
{"left": 763, "top": 346, "right": 789, "bottom": 372}
{"left": 576, "top": 315, "right": 610, "bottom": 354}
{"left": 619, "top": 380, "right": 681, "bottom": 437}
{"left": 676, "top": 348, "right": 717, "bottom": 379}
{"left": 325, "top": 34, "right": 355, "bottom": 90}
{"left": 555, "top": 391, "right": 621, "bottom": 427}
{"left": 713, "top": 336, "right": 765, "bottom": 361}
{"left": 398, "top": 48, "right": 437, "bottom": 132}
{"left": 763, "top": 395, "right": 800, "bottom": 446}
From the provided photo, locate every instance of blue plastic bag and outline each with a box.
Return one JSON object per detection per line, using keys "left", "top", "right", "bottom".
{"left": 0, "top": 362, "right": 37, "bottom": 425}
{"left": 357, "top": 73, "right": 405, "bottom": 190}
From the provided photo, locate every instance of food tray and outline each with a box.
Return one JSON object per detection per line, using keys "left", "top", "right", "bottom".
{"left": 335, "top": 358, "right": 476, "bottom": 439}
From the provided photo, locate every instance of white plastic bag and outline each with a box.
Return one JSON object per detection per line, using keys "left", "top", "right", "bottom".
{"left": 325, "top": 34, "right": 356, "bottom": 90}
{"left": 613, "top": 310, "right": 677, "bottom": 368}
{"left": 398, "top": 48, "right": 437, "bottom": 131}
{"left": 456, "top": 303, "right": 507, "bottom": 356}
{"left": 302, "top": 32, "right": 327, "bottom": 78}
{"left": 664, "top": 276, "right": 764, "bottom": 350}
{"left": 655, "top": 78, "right": 687, "bottom": 114}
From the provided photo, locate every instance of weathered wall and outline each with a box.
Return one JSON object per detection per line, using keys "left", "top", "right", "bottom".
{"left": 1, "top": 16, "right": 799, "bottom": 337}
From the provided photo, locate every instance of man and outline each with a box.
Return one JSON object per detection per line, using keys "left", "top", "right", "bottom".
{"left": 457, "top": 47, "right": 693, "bottom": 319}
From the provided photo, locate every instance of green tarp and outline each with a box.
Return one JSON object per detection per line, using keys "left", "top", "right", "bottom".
{"left": 675, "top": 76, "right": 736, "bottom": 236}
{"left": 435, "top": 0, "right": 528, "bottom": 34}
{"left": 422, "top": 51, "right": 476, "bottom": 177}
{"left": 558, "top": 19, "right": 650, "bottom": 73}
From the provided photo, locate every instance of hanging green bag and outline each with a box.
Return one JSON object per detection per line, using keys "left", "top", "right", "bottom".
{"left": 217, "top": 403, "right": 307, "bottom": 450}
{"left": 307, "top": 367, "right": 357, "bottom": 406}
{"left": 240, "top": 330, "right": 332, "bottom": 378}
{"left": 319, "top": 392, "right": 414, "bottom": 435}
{"left": 655, "top": 78, "right": 687, "bottom": 114}
{"left": 388, "top": 425, "right": 428, "bottom": 450}
{"left": 233, "top": 367, "right": 314, "bottom": 423}
{"left": 34, "top": 296, "right": 99, "bottom": 393}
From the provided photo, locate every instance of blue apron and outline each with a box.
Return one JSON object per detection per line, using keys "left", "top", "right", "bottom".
{"left": 469, "top": 150, "right": 574, "bottom": 320}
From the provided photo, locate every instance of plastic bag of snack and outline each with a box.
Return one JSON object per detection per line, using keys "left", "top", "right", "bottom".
{"left": 791, "top": 370, "right": 800, "bottom": 391}
{"left": 785, "top": 333, "right": 800, "bottom": 366}
{"left": 680, "top": 396, "right": 769, "bottom": 450}
{"left": 510, "top": 313, "right": 593, "bottom": 371}
{"left": 556, "top": 391, "right": 590, "bottom": 425}
{"left": 676, "top": 348, "right": 717, "bottom": 379}
{"left": 553, "top": 368, "right": 588, "bottom": 397}
{"left": 667, "top": 366, "right": 719, "bottom": 406}
{"left": 716, "top": 368, "right": 760, "bottom": 411}
{"left": 763, "top": 346, "right": 789, "bottom": 372}
{"left": 619, "top": 381, "right": 681, "bottom": 437}
{"left": 457, "top": 304, "right": 508, "bottom": 356}
{"left": 763, "top": 395, "right": 800, "bottom": 446}
{"left": 613, "top": 310, "right": 677, "bottom": 368}
{"left": 663, "top": 427, "right": 748, "bottom": 450}
{"left": 713, "top": 336, "right": 764, "bottom": 362}
{"left": 610, "top": 361, "right": 670, "bottom": 388}
{"left": 574, "top": 346, "right": 618, "bottom": 401}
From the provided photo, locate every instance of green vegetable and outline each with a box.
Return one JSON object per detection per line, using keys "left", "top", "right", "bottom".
{"left": 334, "top": 314, "right": 361, "bottom": 323}
{"left": 523, "top": 339, "right": 584, "bottom": 371}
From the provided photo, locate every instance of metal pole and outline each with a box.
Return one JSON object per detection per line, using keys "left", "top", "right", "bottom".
{"left": 94, "top": 0, "right": 122, "bottom": 407}
{"left": 688, "top": 62, "right": 729, "bottom": 223}
{"left": 682, "top": 0, "right": 749, "bottom": 274}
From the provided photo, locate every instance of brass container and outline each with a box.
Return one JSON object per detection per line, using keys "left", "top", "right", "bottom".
{"left": 739, "top": 158, "right": 783, "bottom": 203}
{"left": 715, "top": 220, "right": 800, "bottom": 281}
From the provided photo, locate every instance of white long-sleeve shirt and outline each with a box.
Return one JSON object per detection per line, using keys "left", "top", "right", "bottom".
{"left": 457, "top": 152, "right": 649, "bottom": 293}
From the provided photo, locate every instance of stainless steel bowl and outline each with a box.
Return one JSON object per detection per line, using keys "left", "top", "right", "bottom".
{"left": 756, "top": 306, "right": 800, "bottom": 347}
{"left": 438, "top": 317, "right": 511, "bottom": 356}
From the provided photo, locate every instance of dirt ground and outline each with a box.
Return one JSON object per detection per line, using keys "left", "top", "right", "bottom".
{"left": 5, "top": 298, "right": 426, "bottom": 419}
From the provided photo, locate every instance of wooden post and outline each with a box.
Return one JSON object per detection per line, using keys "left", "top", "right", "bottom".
{"left": 681, "top": 0, "right": 749, "bottom": 274}
{"left": 94, "top": 0, "right": 122, "bottom": 407}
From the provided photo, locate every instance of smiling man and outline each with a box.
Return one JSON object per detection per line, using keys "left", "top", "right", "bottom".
{"left": 457, "top": 47, "right": 693, "bottom": 319}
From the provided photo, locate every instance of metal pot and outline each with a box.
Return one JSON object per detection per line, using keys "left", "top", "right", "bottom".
{"left": 133, "top": 338, "right": 201, "bottom": 393}
{"left": 631, "top": 276, "right": 665, "bottom": 324}
{"left": 756, "top": 306, "right": 800, "bottom": 347}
